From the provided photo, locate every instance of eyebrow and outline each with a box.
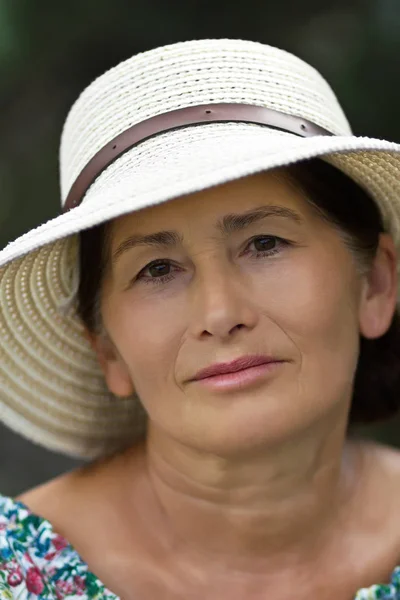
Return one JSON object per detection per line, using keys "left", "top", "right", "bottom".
{"left": 112, "top": 205, "right": 302, "bottom": 263}
{"left": 217, "top": 205, "right": 302, "bottom": 235}
{"left": 112, "top": 230, "right": 183, "bottom": 263}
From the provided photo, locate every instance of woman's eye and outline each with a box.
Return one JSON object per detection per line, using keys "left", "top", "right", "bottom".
{"left": 253, "top": 236, "right": 277, "bottom": 252}
{"left": 247, "top": 235, "right": 288, "bottom": 256}
{"left": 147, "top": 261, "right": 171, "bottom": 277}
{"left": 136, "top": 259, "right": 176, "bottom": 284}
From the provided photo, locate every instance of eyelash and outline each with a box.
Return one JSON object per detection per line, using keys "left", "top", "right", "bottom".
{"left": 135, "top": 235, "right": 291, "bottom": 286}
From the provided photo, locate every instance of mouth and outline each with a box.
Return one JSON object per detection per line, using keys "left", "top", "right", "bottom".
{"left": 191, "top": 355, "right": 285, "bottom": 391}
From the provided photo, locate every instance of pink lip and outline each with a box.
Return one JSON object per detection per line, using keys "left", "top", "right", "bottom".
{"left": 193, "top": 355, "right": 280, "bottom": 381}
{"left": 193, "top": 360, "right": 284, "bottom": 392}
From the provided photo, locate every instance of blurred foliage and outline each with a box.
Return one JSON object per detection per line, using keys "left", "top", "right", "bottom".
{"left": 0, "top": 0, "right": 399, "bottom": 494}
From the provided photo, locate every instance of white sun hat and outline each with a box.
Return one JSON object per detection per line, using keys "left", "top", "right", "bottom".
{"left": 0, "top": 38, "right": 400, "bottom": 459}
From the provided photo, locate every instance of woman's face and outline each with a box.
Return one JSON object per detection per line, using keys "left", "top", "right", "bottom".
{"left": 97, "top": 171, "right": 382, "bottom": 453}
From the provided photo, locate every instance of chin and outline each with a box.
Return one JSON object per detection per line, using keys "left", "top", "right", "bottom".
{"left": 172, "top": 411, "right": 310, "bottom": 457}
{"left": 149, "top": 382, "right": 343, "bottom": 456}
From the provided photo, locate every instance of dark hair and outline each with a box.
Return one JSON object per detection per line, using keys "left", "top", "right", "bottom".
{"left": 77, "top": 158, "right": 400, "bottom": 426}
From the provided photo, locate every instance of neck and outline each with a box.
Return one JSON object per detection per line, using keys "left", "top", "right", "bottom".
{"left": 121, "top": 417, "right": 365, "bottom": 574}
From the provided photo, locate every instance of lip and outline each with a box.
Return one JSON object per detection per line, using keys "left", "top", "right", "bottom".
{"left": 192, "top": 355, "right": 280, "bottom": 381}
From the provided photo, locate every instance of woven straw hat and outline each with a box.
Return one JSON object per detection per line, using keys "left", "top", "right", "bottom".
{"left": 1, "top": 38, "right": 400, "bottom": 459}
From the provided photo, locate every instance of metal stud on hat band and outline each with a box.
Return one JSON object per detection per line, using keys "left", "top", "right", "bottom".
{"left": 63, "top": 102, "right": 334, "bottom": 212}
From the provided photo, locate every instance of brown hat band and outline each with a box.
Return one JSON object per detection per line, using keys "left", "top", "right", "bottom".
{"left": 63, "top": 102, "right": 334, "bottom": 212}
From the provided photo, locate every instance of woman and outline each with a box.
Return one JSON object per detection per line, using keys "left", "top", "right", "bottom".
{"left": 0, "top": 38, "right": 399, "bottom": 599}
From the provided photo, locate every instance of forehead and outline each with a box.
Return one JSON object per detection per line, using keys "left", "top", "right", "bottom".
{"left": 110, "top": 169, "right": 314, "bottom": 240}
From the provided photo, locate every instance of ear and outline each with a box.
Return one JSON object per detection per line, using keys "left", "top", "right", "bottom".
{"left": 84, "top": 330, "right": 135, "bottom": 397}
{"left": 359, "top": 233, "right": 398, "bottom": 339}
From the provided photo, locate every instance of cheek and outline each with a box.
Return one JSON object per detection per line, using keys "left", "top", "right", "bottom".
{"left": 254, "top": 250, "right": 361, "bottom": 372}
{"left": 107, "top": 293, "right": 186, "bottom": 383}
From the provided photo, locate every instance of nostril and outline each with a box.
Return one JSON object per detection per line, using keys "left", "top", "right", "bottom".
{"left": 201, "top": 330, "right": 213, "bottom": 338}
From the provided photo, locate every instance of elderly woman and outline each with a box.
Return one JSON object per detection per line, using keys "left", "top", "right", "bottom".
{"left": 0, "top": 39, "right": 399, "bottom": 600}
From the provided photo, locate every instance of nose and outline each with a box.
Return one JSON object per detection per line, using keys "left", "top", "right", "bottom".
{"left": 189, "top": 262, "right": 259, "bottom": 340}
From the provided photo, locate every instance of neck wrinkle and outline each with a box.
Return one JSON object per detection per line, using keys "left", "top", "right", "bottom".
{"left": 135, "top": 422, "right": 365, "bottom": 573}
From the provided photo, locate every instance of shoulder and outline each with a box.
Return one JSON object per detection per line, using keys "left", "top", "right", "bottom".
{"left": 357, "top": 441, "right": 400, "bottom": 550}
{"left": 356, "top": 440, "right": 400, "bottom": 509}
{"left": 362, "top": 440, "right": 400, "bottom": 483}
{"left": 0, "top": 493, "right": 38, "bottom": 549}
{"left": 0, "top": 493, "right": 81, "bottom": 599}
{"left": 0, "top": 491, "right": 117, "bottom": 599}
{"left": 0, "top": 494, "right": 43, "bottom": 597}
{"left": 348, "top": 440, "right": 400, "bottom": 542}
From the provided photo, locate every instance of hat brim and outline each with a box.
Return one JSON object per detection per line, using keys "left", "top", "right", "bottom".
{"left": 1, "top": 122, "right": 400, "bottom": 458}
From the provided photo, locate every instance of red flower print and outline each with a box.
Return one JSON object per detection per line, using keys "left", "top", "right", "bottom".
{"left": 7, "top": 569, "right": 23, "bottom": 587}
{"left": 53, "top": 535, "right": 69, "bottom": 552}
{"left": 26, "top": 566, "right": 45, "bottom": 595}
{"left": 56, "top": 579, "right": 74, "bottom": 595}
{"left": 23, "top": 550, "right": 35, "bottom": 565}
{"left": 74, "top": 575, "right": 86, "bottom": 594}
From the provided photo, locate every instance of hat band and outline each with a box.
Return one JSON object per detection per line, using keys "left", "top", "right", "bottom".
{"left": 63, "top": 102, "right": 334, "bottom": 212}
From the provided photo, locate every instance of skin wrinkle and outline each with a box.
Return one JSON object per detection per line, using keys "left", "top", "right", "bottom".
{"left": 110, "top": 206, "right": 304, "bottom": 272}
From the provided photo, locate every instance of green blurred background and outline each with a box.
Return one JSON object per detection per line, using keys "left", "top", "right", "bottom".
{"left": 0, "top": 0, "right": 399, "bottom": 495}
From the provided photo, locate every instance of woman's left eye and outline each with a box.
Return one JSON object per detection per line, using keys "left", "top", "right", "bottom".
{"left": 245, "top": 235, "right": 289, "bottom": 257}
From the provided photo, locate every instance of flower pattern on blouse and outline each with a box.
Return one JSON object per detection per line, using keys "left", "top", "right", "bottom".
{"left": 0, "top": 494, "right": 399, "bottom": 599}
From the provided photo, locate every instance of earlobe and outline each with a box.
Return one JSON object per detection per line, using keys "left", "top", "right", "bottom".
{"left": 84, "top": 329, "right": 135, "bottom": 397}
{"left": 359, "top": 234, "right": 398, "bottom": 339}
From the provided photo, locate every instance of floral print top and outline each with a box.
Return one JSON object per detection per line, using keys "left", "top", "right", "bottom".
{"left": 0, "top": 494, "right": 399, "bottom": 599}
